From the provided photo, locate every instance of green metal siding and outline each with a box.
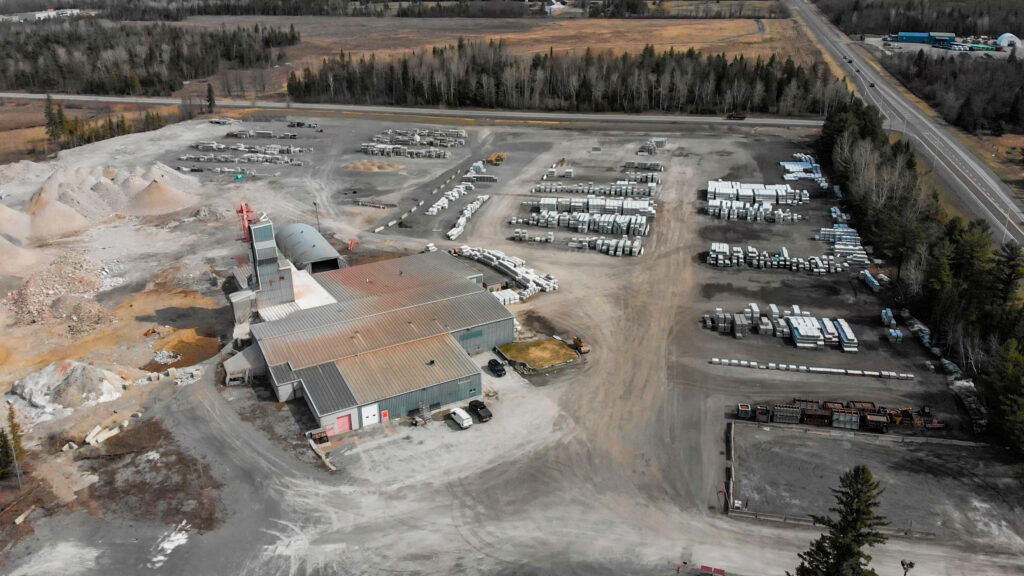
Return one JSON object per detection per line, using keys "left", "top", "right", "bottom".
{"left": 453, "top": 318, "right": 514, "bottom": 355}
{"left": 377, "top": 373, "right": 482, "bottom": 418}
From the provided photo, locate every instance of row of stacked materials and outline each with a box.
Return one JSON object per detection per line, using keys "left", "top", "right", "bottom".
{"left": 509, "top": 211, "right": 649, "bottom": 237}
{"left": 523, "top": 197, "right": 656, "bottom": 218}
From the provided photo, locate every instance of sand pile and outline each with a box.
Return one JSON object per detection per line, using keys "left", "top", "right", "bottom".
{"left": 27, "top": 193, "right": 90, "bottom": 239}
{"left": 0, "top": 204, "right": 32, "bottom": 242}
{"left": 127, "top": 179, "right": 198, "bottom": 216}
{"left": 8, "top": 360, "right": 125, "bottom": 423}
{"left": 103, "top": 166, "right": 119, "bottom": 180}
{"left": 0, "top": 236, "right": 42, "bottom": 276}
{"left": 121, "top": 174, "right": 149, "bottom": 196}
{"left": 50, "top": 294, "right": 113, "bottom": 335}
{"left": 345, "top": 160, "right": 403, "bottom": 171}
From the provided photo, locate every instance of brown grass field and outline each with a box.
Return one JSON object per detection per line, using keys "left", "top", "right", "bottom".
{"left": 179, "top": 16, "right": 823, "bottom": 97}
{"left": 498, "top": 338, "right": 578, "bottom": 369}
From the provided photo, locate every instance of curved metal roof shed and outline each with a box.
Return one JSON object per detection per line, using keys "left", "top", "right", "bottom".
{"left": 275, "top": 223, "right": 345, "bottom": 274}
{"left": 998, "top": 33, "right": 1021, "bottom": 48}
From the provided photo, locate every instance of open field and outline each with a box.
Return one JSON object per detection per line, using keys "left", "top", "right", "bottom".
{"left": 2, "top": 114, "right": 1024, "bottom": 576}
{"left": 176, "top": 15, "right": 823, "bottom": 99}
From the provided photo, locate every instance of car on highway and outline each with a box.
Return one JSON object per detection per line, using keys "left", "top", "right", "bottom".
{"left": 488, "top": 359, "right": 506, "bottom": 377}
{"left": 449, "top": 407, "right": 473, "bottom": 429}
{"left": 869, "top": 82, "right": 876, "bottom": 88}
{"left": 468, "top": 400, "right": 492, "bottom": 422}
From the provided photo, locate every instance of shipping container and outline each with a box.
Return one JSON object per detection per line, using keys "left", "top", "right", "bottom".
{"left": 832, "top": 408, "right": 860, "bottom": 430}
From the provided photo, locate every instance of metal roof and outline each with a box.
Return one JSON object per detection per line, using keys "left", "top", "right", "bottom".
{"left": 269, "top": 362, "right": 298, "bottom": 385}
{"left": 312, "top": 251, "right": 482, "bottom": 302}
{"left": 275, "top": 223, "right": 344, "bottom": 271}
{"left": 294, "top": 362, "right": 357, "bottom": 416}
{"left": 254, "top": 290, "right": 511, "bottom": 370}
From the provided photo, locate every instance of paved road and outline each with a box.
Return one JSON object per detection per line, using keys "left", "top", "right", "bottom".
{"left": 0, "top": 91, "right": 826, "bottom": 129}
{"left": 790, "top": 0, "right": 1024, "bottom": 244}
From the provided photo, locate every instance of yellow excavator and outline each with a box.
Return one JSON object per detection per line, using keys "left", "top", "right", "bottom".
{"left": 572, "top": 334, "right": 591, "bottom": 354}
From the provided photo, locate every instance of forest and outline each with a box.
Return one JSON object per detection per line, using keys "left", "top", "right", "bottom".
{"left": 287, "top": 41, "right": 848, "bottom": 116}
{"left": 812, "top": 0, "right": 1024, "bottom": 37}
{"left": 819, "top": 97, "right": 1024, "bottom": 452}
{"left": 591, "top": 0, "right": 789, "bottom": 19}
{"left": 0, "top": 19, "right": 298, "bottom": 95}
{"left": 395, "top": 1, "right": 528, "bottom": 18}
{"left": 882, "top": 50, "right": 1024, "bottom": 134}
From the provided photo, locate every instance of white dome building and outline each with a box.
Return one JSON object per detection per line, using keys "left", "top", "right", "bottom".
{"left": 997, "top": 33, "right": 1021, "bottom": 48}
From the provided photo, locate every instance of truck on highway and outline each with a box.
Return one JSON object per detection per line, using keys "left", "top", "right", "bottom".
{"left": 725, "top": 113, "right": 747, "bottom": 120}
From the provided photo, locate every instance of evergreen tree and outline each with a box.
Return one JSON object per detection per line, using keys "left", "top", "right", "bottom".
{"left": 6, "top": 405, "right": 25, "bottom": 466}
{"left": 993, "top": 242, "right": 1024, "bottom": 305}
{"left": 955, "top": 93, "right": 980, "bottom": 133}
{"left": 0, "top": 427, "right": 10, "bottom": 479}
{"left": 793, "top": 466, "right": 888, "bottom": 576}
{"left": 206, "top": 83, "right": 216, "bottom": 114}
{"left": 43, "top": 94, "right": 60, "bottom": 144}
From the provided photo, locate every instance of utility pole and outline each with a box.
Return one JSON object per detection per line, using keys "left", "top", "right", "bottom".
{"left": 313, "top": 200, "right": 321, "bottom": 233}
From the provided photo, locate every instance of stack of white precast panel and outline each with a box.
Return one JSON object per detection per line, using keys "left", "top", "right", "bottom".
{"left": 446, "top": 195, "right": 490, "bottom": 240}
{"left": 491, "top": 289, "right": 520, "bottom": 306}
{"left": 457, "top": 246, "right": 559, "bottom": 293}
{"left": 834, "top": 319, "right": 859, "bottom": 353}
{"left": 531, "top": 182, "right": 656, "bottom": 197}
{"left": 521, "top": 197, "right": 656, "bottom": 218}
{"left": 567, "top": 236, "right": 644, "bottom": 256}
{"left": 787, "top": 316, "right": 825, "bottom": 349}
{"left": 706, "top": 180, "right": 809, "bottom": 205}
{"left": 623, "top": 160, "right": 664, "bottom": 171}
{"left": 780, "top": 153, "right": 828, "bottom": 188}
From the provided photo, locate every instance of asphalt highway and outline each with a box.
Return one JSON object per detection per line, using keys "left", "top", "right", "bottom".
{"left": 790, "top": 0, "right": 1024, "bottom": 244}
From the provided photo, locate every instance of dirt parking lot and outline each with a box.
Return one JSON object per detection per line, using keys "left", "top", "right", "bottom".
{"left": 735, "top": 423, "right": 1024, "bottom": 551}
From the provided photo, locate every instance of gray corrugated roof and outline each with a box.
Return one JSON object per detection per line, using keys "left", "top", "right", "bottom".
{"left": 295, "top": 362, "right": 357, "bottom": 416}
{"left": 254, "top": 290, "right": 512, "bottom": 370}
{"left": 269, "top": 362, "right": 298, "bottom": 385}
{"left": 297, "top": 334, "right": 481, "bottom": 417}
{"left": 313, "top": 251, "right": 481, "bottom": 303}
{"left": 275, "top": 223, "right": 343, "bottom": 270}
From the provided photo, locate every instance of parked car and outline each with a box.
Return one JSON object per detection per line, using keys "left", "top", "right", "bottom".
{"left": 449, "top": 407, "right": 473, "bottom": 429}
{"left": 468, "top": 400, "right": 492, "bottom": 422}
{"left": 488, "top": 359, "right": 506, "bottom": 377}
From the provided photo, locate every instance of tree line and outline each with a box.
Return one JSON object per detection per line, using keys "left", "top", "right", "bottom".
{"left": 813, "top": 0, "right": 1024, "bottom": 37}
{"left": 396, "top": 1, "right": 529, "bottom": 18}
{"left": 820, "top": 96, "right": 1024, "bottom": 453}
{"left": 592, "top": 0, "right": 790, "bottom": 19}
{"left": 0, "top": 19, "right": 298, "bottom": 95}
{"left": 287, "top": 40, "right": 848, "bottom": 116}
{"left": 883, "top": 49, "right": 1024, "bottom": 135}
{"left": 41, "top": 95, "right": 171, "bottom": 150}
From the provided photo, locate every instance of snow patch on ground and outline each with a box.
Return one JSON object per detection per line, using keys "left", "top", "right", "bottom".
{"left": 147, "top": 520, "right": 191, "bottom": 569}
{"left": 8, "top": 541, "right": 100, "bottom": 576}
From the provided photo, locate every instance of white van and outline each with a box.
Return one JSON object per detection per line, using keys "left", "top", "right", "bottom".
{"left": 449, "top": 407, "right": 473, "bottom": 429}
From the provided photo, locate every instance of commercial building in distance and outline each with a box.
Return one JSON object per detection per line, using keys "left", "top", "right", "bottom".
{"left": 894, "top": 32, "right": 956, "bottom": 46}
{"left": 224, "top": 214, "right": 515, "bottom": 437}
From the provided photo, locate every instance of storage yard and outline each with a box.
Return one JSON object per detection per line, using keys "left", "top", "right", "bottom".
{"left": 2, "top": 114, "right": 1023, "bottom": 576}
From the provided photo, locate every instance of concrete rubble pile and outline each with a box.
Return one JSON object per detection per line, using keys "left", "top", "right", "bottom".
{"left": 456, "top": 246, "right": 558, "bottom": 298}
{"left": 7, "top": 360, "right": 125, "bottom": 423}
{"left": 446, "top": 195, "right": 490, "bottom": 241}
{"left": 4, "top": 252, "right": 111, "bottom": 332}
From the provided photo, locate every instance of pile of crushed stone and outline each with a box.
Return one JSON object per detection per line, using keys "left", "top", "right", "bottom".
{"left": 4, "top": 252, "right": 106, "bottom": 327}
{"left": 8, "top": 360, "right": 125, "bottom": 423}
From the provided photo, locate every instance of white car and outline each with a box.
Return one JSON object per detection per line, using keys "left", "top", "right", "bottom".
{"left": 449, "top": 407, "right": 473, "bottom": 429}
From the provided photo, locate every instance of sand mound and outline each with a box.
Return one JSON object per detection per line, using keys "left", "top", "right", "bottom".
{"left": 127, "top": 180, "right": 198, "bottom": 216}
{"left": 345, "top": 161, "right": 403, "bottom": 172}
{"left": 28, "top": 195, "right": 90, "bottom": 239}
{"left": 122, "top": 174, "right": 149, "bottom": 196}
{"left": 8, "top": 360, "right": 125, "bottom": 423}
{"left": 0, "top": 235, "right": 41, "bottom": 276}
{"left": 91, "top": 178, "right": 130, "bottom": 208}
{"left": 0, "top": 204, "right": 32, "bottom": 241}
{"left": 103, "top": 166, "right": 118, "bottom": 180}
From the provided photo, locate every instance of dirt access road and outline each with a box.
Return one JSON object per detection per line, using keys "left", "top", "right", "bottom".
{"left": 7, "top": 123, "right": 1024, "bottom": 576}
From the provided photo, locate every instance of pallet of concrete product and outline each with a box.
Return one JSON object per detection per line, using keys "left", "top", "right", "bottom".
{"left": 733, "top": 314, "right": 751, "bottom": 338}
{"left": 786, "top": 316, "right": 824, "bottom": 349}
{"left": 834, "top": 319, "right": 859, "bottom": 352}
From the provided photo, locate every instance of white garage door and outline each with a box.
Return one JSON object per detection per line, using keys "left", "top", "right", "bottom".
{"left": 361, "top": 403, "right": 380, "bottom": 426}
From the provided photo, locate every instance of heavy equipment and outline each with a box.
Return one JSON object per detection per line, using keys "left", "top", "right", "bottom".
{"left": 572, "top": 334, "right": 591, "bottom": 354}
{"left": 486, "top": 153, "right": 507, "bottom": 166}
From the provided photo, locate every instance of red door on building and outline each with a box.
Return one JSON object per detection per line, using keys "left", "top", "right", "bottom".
{"left": 381, "top": 410, "right": 389, "bottom": 423}
{"left": 335, "top": 414, "right": 352, "bottom": 433}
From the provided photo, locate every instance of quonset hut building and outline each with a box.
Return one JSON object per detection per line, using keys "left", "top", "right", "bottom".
{"left": 224, "top": 215, "right": 515, "bottom": 437}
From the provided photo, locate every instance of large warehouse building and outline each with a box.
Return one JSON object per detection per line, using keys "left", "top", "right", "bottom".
{"left": 225, "top": 216, "right": 515, "bottom": 437}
